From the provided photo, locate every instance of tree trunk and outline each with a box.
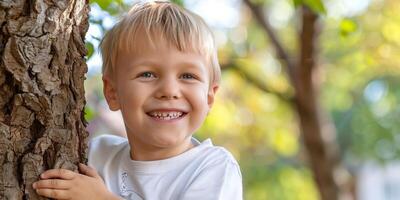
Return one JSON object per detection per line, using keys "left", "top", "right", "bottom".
{"left": 242, "top": 1, "right": 353, "bottom": 199}
{"left": 0, "top": 0, "right": 89, "bottom": 199}
{"left": 294, "top": 7, "right": 350, "bottom": 200}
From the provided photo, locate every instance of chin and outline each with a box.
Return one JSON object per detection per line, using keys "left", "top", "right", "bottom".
{"left": 153, "top": 134, "right": 189, "bottom": 148}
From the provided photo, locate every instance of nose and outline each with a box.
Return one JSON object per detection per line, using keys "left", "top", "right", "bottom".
{"left": 155, "top": 77, "right": 181, "bottom": 100}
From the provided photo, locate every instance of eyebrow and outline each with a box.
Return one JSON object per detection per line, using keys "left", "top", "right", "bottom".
{"left": 176, "top": 61, "right": 206, "bottom": 71}
{"left": 130, "top": 61, "right": 160, "bottom": 68}
{"left": 129, "top": 60, "right": 206, "bottom": 72}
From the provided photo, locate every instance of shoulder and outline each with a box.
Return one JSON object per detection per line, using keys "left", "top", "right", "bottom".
{"left": 190, "top": 139, "right": 242, "bottom": 183}
{"left": 89, "top": 134, "right": 128, "bottom": 149}
{"left": 196, "top": 139, "right": 240, "bottom": 171}
{"left": 180, "top": 139, "right": 243, "bottom": 199}
{"left": 88, "top": 134, "right": 128, "bottom": 167}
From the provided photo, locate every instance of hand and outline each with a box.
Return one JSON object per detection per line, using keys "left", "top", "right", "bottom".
{"left": 33, "top": 163, "right": 121, "bottom": 200}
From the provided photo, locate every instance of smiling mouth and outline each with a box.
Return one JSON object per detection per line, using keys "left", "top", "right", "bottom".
{"left": 147, "top": 111, "right": 187, "bottom": 121}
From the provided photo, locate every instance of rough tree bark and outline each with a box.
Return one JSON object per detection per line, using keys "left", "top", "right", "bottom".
{"left": 242, "top": 1, "right": 353, "bottom": 200}
{"left": 0, "top": 0, "right": 89, "bottom": 199}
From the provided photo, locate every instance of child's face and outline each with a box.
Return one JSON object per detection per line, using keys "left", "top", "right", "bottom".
{"left": 103, "top": 37, "right": 218, "bottom": 160}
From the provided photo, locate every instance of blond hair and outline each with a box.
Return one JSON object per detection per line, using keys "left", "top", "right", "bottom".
{"left": 100, "top": 1, "right": 221, "bottom": 85}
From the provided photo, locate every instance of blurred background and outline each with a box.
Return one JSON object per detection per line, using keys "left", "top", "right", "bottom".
{"left": 84, "top": 0, "right": 400, "bottom": 199}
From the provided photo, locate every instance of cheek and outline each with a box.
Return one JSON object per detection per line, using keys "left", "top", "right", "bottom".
{"left": 187, "top": 85, "right": 210, "bottom": 112}
{"left": 118, "top": 87, "right": 145, "bottom": 130}
{"left": 117, "top": 83, "right": 146, "bottom": 111}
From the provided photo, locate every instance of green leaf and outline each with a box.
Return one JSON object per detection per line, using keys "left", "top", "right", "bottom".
{"left": 170, "top": 0, "right": 185, "bottom": 6}
{"left": 90, "top": 0, "right": 113, "bottom": 10}
{"left": 340, "top": 18, "right": 357, "bottom": 36}
{"left": 293, "top": 0, "right": 303, "bottom": 8}
{"left": 86, "top": 42, "right": 95, "bottom": 59}
{"left": 84, "top": 106, "right": 97, "bottom": 122}
{"left": 304, "top": 0, "right": 326, "bottom": 14}
{"left": 90, "top": 0, "right": 123, "bottom": 14}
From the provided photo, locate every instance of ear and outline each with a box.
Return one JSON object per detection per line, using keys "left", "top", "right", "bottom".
{"left": 207, "top": 84, "right": 219, "bottom": 109}
{"left": 103, "top": 76, "right": 120, "bottom": 111}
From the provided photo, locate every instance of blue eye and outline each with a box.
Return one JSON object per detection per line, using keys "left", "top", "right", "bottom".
{"left": 181, "top": 73, "right": 195, "bottom": 79}
{"left": 139, "top": 72, "right": 155, "bottom": 78}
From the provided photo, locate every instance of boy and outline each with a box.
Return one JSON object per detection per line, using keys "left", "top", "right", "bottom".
{"left": 32, "top": 1, "right": 242, "bottom": 199}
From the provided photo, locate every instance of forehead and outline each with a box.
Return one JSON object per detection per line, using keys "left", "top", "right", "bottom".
{"left": 119, "top": 27, "right": 203, "bottom": 57}
{"left": 117, "top": 42, "right": 207, "bottom": 71}
{"left": 117, "top": 28, "right": 206, "bottom": 64}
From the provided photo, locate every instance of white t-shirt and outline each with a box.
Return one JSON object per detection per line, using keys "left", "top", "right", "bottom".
{"left": 88, "top": 135, "right": 243, "bottom": 200}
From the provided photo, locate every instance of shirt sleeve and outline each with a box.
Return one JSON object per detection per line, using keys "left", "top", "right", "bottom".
{"left": 179, "top": 159, "right": 243, "bottom": 200}
{"left": 87, "top": 135, "right": 127, "bottom": 177}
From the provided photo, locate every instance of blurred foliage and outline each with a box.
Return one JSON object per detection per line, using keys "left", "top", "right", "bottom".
{"left": 85, "top": 42, "right": 95, "bottom": 59}
{"left": 84, "top": 0, "right": 400, "bottom": 199}
{"left": 293, "top": 0, "right": 326, "bottom": 14}
{"left": 170, "top": 0, "right": 184, "bottom": 6}
{"left": 90, "top": 0, "right": 125, "bottom": 15}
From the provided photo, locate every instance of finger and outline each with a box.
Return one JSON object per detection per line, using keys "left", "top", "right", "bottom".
{"left": 79, "top": 163, "right": 100, "bottom": 178}
{"left": 40, "top": 169, "right": 76, "bottom": 180}
{"left": 33, "top": 179, "right": 70, "bottom": 190}
{"left": 35, "top": 188, "right": 70, "bottom": 199}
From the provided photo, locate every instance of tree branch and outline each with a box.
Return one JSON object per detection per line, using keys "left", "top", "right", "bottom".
{"left": 294, "top": 6, "right": 352, "bottom": 200}
{"left": 242, "top": 1, "right": 353, "bottom": 199}
{"left": 242, "top": 0, "right": 296, "bottom": 84}
{"left": 221, "top": 62, "right": 293, "bottom": 103}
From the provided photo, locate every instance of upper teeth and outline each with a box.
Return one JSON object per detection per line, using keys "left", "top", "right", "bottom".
{"left": 149, "top": 111, "right": 183, "bottom": 119}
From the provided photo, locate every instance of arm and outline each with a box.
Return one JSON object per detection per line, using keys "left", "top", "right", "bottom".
{"left": 33, "top": 163, "right": 123, "bottom": 200}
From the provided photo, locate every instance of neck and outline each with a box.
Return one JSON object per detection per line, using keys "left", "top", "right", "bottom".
{"left": 129, "top": 139, "right": 194, "bottom": 161}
